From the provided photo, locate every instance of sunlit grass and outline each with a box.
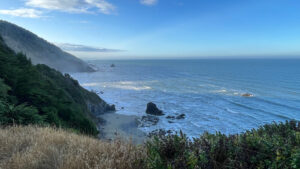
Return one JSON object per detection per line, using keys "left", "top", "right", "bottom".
{"left": 0, "top": 125, "right": 146, "bottom": 169}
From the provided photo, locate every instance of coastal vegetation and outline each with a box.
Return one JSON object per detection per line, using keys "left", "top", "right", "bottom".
{"left": 0, "top": 121, "right": 299, "bottom": 169}
{"left": 0, "top": 35, "right": 114, "bottom": 136}
{"left": 145, "top": 120, "right": 300, "bottom": 169}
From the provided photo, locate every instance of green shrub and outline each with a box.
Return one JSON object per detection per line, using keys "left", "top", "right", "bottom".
{"left": 146, "top": 131, "right": 198, "bottom": 169}
{"left": 146, "top": 121, "right": 300, "bottom": 169}
{"left": 0, "top": 102, "right": 43, "bottom": 125}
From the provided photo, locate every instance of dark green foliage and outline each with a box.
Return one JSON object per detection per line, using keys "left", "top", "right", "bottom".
{"left": 0, "top": 36, "right": 99, "bottom": 135}
{"left": 146, "top": 131, "right": 198, "bottom": 169}
{"left": 0, "top": 78, "right": 10, "bottom": 98}
{"left": 146, "top": 121, "right": 300, "bottom": 169}
{"left": 0, "top": 102, "right": 43, "bottom": 125}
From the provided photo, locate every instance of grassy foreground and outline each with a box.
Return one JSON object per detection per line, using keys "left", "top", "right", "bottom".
{"left": 0, "top": 125, "right": 145, "bottom": 169}
{"left": 1, "top": 121, "right": 300, "bottom": 169}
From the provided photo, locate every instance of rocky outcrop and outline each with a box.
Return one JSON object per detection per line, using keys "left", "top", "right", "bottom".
{"left": 176, "top": 114, "right": 185, "bottom": 119}
{"left": 106, "top": 104, "right": 116, "bottom": 111}
{"left": 140, "top": 115, "right": 159, "bottom": 127}
{"left": 86, "top": 101, "right": 115, "bottom": 116}
{"left": 147, "top": 129, "right": 173, "bottom": 137}
{"left": 166, "top": 114, "right": 186, "bottom": 120}
{"left": 146, "top": 102, "right": 164, "bottom": 116}
{"left": 242, "top": 93, "right": 253, "bottom": 97}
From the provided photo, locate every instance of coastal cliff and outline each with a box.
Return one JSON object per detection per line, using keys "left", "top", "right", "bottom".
{"left": 35, "top": 64, "right": 115, "bottom": 116}
{"left": 0, "top": 35, "right": 114, "bottom": 135}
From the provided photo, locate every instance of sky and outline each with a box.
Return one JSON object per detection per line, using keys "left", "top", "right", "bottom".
{"left": 0, "top": 0, "right": 300, "bottom": 60}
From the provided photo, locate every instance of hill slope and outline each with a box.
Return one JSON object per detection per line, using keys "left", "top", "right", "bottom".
{"left": 0, "top": 35, "right": 114, "bottom": 135}
{"left": 0, "top": 20, "right": 94, "bottom": 72}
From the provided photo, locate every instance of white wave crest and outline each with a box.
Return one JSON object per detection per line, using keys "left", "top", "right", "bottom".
{"left": 83, "top": 81, "right": 152, "bottom": 91}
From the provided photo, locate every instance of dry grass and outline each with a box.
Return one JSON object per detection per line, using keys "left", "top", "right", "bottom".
{"left": 0, "top": 126, "right": 146, "bottom": 169}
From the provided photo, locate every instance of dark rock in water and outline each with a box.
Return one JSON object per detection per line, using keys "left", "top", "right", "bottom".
{"left": 140, "top": 115, "right": 159, "bottom": 127}
{"left": 166, "top": 115, "right": 176, "bottom": 120}
{"left": 100, "top": 91, "right": 104, "bottom": 94}
{"left": 168, "top": 121, "right": 174, "bottom": 123}
{"left": 242, "top": 93, "right": 253, "bottom": 97}
{"left": 166, "top": 114, "right": 185, "bottom": 120}
{"left": 121, "top": 107, "right": 124, "bottom": 109}
{"left": 110, "top": 64, "right": 115, "bottom": 67}
{"left": 176, "top": 114, "right": 185, "bottom": 119}
{"left": 146, "top": 102, "right": 164, "bottom": 116}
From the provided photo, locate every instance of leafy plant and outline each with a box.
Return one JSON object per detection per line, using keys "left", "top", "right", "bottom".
{"left": 146, "top": 121, "right": 300, "bottom": 169}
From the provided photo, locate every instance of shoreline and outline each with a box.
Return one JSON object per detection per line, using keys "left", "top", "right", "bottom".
{"left": 97, "top": 112, "right": 146, "bottom": 144}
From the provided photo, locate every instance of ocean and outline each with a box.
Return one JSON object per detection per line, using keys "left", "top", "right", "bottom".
{"left": 71, "top": 59, "right": 300, "bottom": 137}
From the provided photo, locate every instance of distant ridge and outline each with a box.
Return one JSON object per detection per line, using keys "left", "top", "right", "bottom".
{"left": 0, "top": 20, "right": 94, "bottom": 72}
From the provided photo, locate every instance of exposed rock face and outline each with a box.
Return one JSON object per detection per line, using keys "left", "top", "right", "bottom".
{"left": 106, "top": 104, "right": 116, "bottom": 111}
{"left": 86, "top": 101, "right": 115, "bottom": 116}
{"left": 146, "top": 102, "right": 164, "bottom": 116}
{"left": 0, "top": 20, "right": 94, "bottom": 73}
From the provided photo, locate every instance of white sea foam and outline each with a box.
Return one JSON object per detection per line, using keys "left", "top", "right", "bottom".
{"left": 214, "top": 89, "right": 227, "bottom": 93}
{"left": 104, "top": 81, "right": 152, "bottom": 91}
{"left": 82, "top": 81, "right": 152, "bottom": 91}
{"left": 82, "top": 82, "right": 101, "bottom": 87}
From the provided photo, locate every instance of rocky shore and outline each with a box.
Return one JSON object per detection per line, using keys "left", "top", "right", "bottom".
{"left": 97, "top": 102, "right": 188, "bottom": 144}
{"left": 98, "top": 113, "right": 146, "bottom": 144}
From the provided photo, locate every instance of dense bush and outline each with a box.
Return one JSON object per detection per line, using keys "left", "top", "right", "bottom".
{"left": 146, "top": 121, "right": 300, "bottom": 169}
{"left": 0, "top": 36, "right": 99, "bottom": 135}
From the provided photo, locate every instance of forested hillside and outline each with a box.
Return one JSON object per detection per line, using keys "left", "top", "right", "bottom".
{"left": 0, "top": 36, "right": 114, "bottom": 135}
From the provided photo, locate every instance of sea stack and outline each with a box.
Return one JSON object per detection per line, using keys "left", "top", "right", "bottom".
{"left": 146, "top": 102, "right": 164, "bottom": 116}
{"left": 242, "top": 93, "right": 253, "bottom": 97}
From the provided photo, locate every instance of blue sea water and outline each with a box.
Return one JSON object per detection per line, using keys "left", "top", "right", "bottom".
{"left": 72, "top": 59, "right": 300, "bottom": 137}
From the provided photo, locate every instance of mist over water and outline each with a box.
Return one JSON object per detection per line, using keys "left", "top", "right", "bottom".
{"left": 72, "top": 59, "right": 300, "bottom": 137}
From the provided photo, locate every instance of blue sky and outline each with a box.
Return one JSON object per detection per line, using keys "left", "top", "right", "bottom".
{"left": 0, "top": 0, "right": 300, "bottom": 59}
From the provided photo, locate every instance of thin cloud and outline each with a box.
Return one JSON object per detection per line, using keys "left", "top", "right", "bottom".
{"left": 0, "top": 8, "right": 43, "bottom": 18}
{"left": 57, "top": 43, "right": 124, "bottom": 52}
{"left": 25, "top": 0, "right": 116, "bottom": 14}
{"left": 140, "top": 0, "right": 158, "bottom": 6}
